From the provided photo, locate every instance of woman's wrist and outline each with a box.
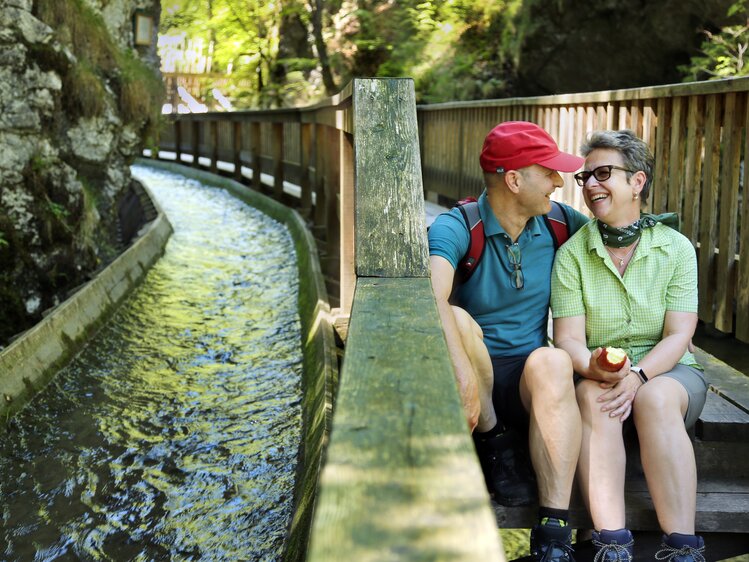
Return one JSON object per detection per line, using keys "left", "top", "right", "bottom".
{"left": 630, "top": 366, "right": 648, "bottom": 384}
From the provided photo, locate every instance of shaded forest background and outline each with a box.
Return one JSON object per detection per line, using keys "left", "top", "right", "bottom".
{"left": 161, "top": 0, "right": 749, "bottom": 110}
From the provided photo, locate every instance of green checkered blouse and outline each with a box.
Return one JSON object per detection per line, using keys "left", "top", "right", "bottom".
{"left": 551, "top": 220, "right": 700, "bottom": 368}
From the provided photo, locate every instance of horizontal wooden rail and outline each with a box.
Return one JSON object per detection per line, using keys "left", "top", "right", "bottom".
{"left": 416, "top": 76, "right": 749, "bottom": 343}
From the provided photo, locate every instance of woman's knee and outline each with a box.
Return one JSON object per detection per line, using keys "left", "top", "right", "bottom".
{"left": 633, "top": 378, "right": 687, "bottom": 426}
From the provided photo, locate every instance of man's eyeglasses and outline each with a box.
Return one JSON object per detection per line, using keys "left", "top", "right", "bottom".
{"left": 573, "top": 165, "right": 636, "bottom": 187}
{"left": 506, "top": 243, "right": 524, "bottom": 289}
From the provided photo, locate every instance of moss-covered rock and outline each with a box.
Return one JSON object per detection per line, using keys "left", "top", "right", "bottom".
{"left": 0, "top": 0, "right": 162, "bottom": 346}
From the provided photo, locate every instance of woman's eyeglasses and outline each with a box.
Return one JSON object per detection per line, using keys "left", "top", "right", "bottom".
{"left": 506, "top": 243, "right": 524, "bottom": 289}
{"left": 573, "top": 165, "right": 636, "bottom": 187}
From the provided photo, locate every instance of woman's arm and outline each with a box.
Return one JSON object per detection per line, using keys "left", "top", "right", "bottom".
{"left": 635, "top": 310, "right": 697, "bottom": 378}
{"left": 553, "top": 315, "right": 630, "bottom": 383}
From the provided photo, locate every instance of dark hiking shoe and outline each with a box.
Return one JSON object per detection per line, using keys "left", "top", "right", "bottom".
{"left": 474, "top": 428, "right": 537, "bottom": 506}
{"left": 655, "top": 533, "right": 706, "bottom": 562}
{"left": 592, "top": 528, "right": 634, "bottom": 561}
{"left": 530, "top": 517, "right": 575, "bottom": 562}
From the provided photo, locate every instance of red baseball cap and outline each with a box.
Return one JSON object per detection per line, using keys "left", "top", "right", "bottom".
{"left": 479, "top": 121, "right": 584, "bottom": 174}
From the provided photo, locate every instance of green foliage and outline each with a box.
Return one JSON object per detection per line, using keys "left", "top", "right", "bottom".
{"left": 47, "top": 201, "right": 69, "bottom": 221}
{"left": 680, "top": 0, "right": 749, "bottom": 81}
{"left": 159, "top": 0, "right": 530, "bottom": 106}
{"left": 0, "top": 232, "right": 8, "bottom": 249}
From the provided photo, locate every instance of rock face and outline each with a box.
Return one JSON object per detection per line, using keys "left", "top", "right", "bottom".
{"left": 0, "top": 0, "right": 161, "bottom": 345}
{"left": 515, "top": 0, "right": 737, "bottom": 96}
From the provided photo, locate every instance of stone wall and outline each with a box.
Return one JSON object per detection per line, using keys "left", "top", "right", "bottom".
{"left": 0, "top": 0, "right": 161, "bottom": 345}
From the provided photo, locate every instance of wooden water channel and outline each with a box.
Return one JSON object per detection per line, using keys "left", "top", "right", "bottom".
{"left": 154, "top": 78, "right": 749, "bottom": 560}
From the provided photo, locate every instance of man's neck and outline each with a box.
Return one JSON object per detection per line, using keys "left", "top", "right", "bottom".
{"left": 486, "top": 190, "right": 530, "bottom": 242}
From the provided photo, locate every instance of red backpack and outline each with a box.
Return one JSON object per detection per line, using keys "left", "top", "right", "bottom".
{"left": 454, "top": 198, "right": 570, "bottom": 282}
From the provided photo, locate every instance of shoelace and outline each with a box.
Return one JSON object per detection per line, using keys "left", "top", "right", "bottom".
{"left": 538, "top": 539, "right": 575, "bottom": 562}
{"left": 592, "top": 538, "right": 634, "bottom": 562}
{"left": 654, "top": 543, "right": 706, "bottom": 562}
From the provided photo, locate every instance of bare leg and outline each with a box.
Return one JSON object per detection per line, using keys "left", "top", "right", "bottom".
{"left": 451, "top": 306, "right": 497, "bottom": 432}
{"left": 576, "top": 379, "right": 627, "bottom": 530}
{"left": 634, "top": 377, "right": 696, "bottom": 534}
{"left": 519, "top": 348, "right": 581, "bottom": 508}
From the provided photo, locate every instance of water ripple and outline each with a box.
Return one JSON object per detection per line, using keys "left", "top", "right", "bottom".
{"left": 0, "top": 166, "right": 302, "bottom": 561}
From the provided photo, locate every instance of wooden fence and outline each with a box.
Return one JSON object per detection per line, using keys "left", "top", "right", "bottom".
{"left": 417, "top": 76, "right": 749, "bottom": 343}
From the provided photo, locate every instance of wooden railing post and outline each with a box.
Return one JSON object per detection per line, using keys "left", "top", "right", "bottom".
{"left": 191, "top": 120, "right": 200, "bottom": 169}
{"left": 307, "top": 78, "right": 505, "bottom": 562}
{"left": 338, "top": 128, "right": 354, "bottom": 315}
{"left": 273, "top": 122, "right": 284, "bottom": 198}
{"left": 300, "top": 121, "right": 312, "bottom": 216}
{"left": 210, "top": 120, "right": 219, "bottom": 174}
{"left": 251, "top": 121, "right": 262, "bottom": 191}
{"left": 233, "top": 120, "right": 243, "bottom": 181}
{"left": 174, "top": 119, "right": 182, "bottom": 164}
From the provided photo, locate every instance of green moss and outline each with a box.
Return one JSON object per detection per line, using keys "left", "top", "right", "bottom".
{"left": 62, "top": 63, "right": 107, "bottom": 119}
{"left": 35, "top": 0, "right": 164, "bottom": 132}
{"left": 117, "top": 51, "right": 165, "bottom": 138}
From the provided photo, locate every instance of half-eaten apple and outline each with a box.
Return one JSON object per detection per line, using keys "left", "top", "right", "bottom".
{"left": 597, "top": 347, "right": 628, "bottom": 371}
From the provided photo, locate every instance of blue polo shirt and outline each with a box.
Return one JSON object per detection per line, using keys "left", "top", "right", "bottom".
{"left": 429, "top": 191, "right": 588, "bottom": 357}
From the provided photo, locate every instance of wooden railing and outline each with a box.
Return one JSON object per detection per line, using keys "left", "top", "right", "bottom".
{"left": 158, "top": 92, "right": 354, "bottom": 314}
{"left": 417, "top": 77, "right": 749, "bottom": 343}
{"left": 155, "top": 78, "right": 505, "bottom": 561}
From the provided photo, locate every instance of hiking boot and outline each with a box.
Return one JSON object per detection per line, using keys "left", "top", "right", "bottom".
{"left": 592, "top": 528, "right": 634, "bottom": 561}
{"left": 655, "top": 533, "right": 706, "bottom": 562}
{"left": 530, "top": 517, "right": 575, "bottom": 562}
{"left": 474, "top": 428, "right": 537, "bottom": 506}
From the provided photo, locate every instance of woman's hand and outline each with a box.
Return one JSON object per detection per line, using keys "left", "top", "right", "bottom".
{"left": 587, "top": 347, "right": 631, "bottom": 384}
{"left": 597, "top": 370, "right": 642, "bottom": 422}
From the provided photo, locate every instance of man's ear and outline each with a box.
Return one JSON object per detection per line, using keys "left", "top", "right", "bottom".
{"left": 504, "top": 169, "right": 523, "bottom": 194}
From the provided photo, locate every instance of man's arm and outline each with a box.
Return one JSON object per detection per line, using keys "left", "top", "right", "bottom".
{"left": 430, "top": 255, "right": 482, "bottom": 431}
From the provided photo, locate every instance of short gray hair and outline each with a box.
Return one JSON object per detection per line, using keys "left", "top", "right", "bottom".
{"left": 580, "top": 130, "right": 654, "bottom": 203}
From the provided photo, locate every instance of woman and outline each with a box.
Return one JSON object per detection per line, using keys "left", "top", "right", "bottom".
{"left": 550, "top": 130, "right": 708, "bottom": 562}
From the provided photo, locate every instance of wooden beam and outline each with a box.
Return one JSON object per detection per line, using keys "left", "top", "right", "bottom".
{"left": 352, "top": 79, "right": 430, "bottom": 278}
{"left": 307, "top": 278, "right": 505, "bottom": 561}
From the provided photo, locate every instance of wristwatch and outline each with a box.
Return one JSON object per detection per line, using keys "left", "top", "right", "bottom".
{"left": 630, "top": 366, "right": 648, "bottom": 384}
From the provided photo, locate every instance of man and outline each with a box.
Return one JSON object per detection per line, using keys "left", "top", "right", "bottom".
{"left": 428, "top": 121, "right": 587, "bottom": 562}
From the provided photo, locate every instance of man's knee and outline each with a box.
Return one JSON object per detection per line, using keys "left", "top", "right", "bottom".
{"left": 451, "top": 305, "right": 483, "bottom": 340}
{"left": 523, "top": 348, "right": 575, "bottom": 400}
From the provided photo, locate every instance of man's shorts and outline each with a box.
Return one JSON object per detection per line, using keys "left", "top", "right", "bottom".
{"left": 490, "top": 355, "right": 531, "bottom": 432}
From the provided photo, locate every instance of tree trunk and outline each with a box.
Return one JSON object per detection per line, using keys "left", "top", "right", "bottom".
{"left": 311, "top": 0, "right": 337, "bottom": 95}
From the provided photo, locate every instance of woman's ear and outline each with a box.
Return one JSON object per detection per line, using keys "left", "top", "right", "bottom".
{"left": 631, "top": 170, "right": 647, "bottom": 197}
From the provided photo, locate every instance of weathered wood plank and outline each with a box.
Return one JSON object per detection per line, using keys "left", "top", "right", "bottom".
{"left": 681, "top": 95, "right": 703, "bottom": 243}
{"left": 717, "top": 93, "right": 743, "bottom": 334}
{"left": 698, "top": 94, "right": 721, "bottom": 323}
{"left": 696, "top": 391, "right": 749, "bottom": 442}
{"left": 353, "top": 79, "right": 430, "bottom": 278}
{"left": 493, "top": 478, "right": 749, "bottom": 532}
{"left": 740, "top": 92, "right": 749, "bottom": 343}
{"left": 694, "top": 348, "right": 749, "bottom": 413}
{"left": 308, "top": 278, "right": 505, "bottom": 561}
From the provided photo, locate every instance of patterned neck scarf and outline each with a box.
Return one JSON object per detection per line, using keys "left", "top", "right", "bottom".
{"left": 598, "top": 212, "right": 680, "bottom": 248}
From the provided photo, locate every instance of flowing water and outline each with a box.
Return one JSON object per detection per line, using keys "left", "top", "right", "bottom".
{"left": 0, "top": 166, "right": 302, "bottom": 561}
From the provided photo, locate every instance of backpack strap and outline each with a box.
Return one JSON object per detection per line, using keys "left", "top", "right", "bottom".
{"left": 544, "top": 200, "right": 570, "bottom": 250}
{"left": 455, "top": 198, "right": 485, "bottom": 282}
